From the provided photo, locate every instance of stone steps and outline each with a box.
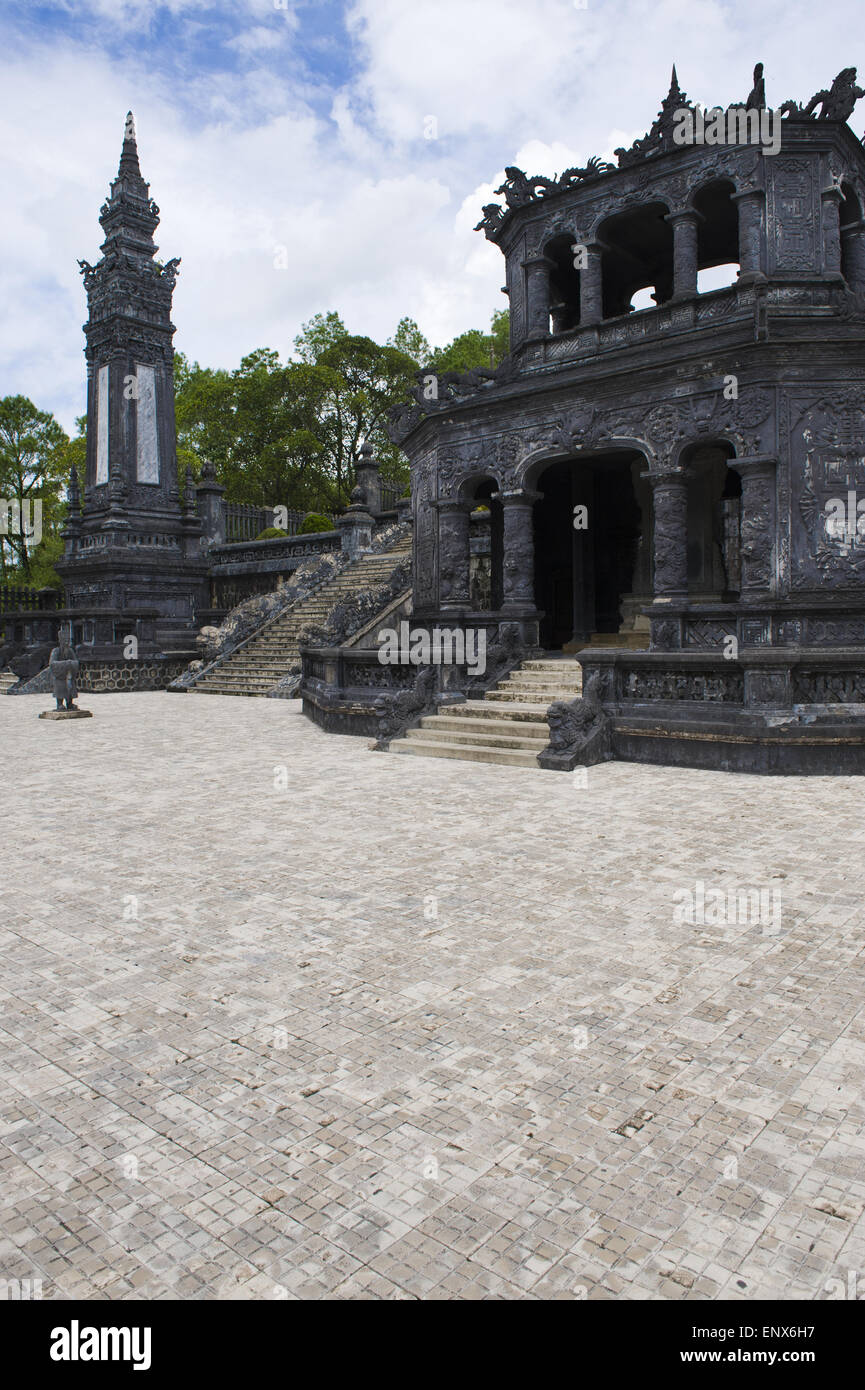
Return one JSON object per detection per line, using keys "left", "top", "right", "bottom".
{"left": 191, "top": 543, "right": 409, "bottom": 696}
{"left": 390, "top": 739, "right": 543, "bottom": 768}
{"left": 411, "top": 724, "right": 545, "bottom": 751}
{"left": 420, "top": 713, "right": 549, "bottom": 740}
{"left": 389, "top": 655, "right": 583, "bottom": 767}
{"left": 0, "top": 671, "right": 17, "bottom": 694}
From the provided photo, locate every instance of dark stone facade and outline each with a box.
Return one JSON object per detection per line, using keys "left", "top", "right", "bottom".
{"left": 375, "top": 64, "right": 865, "bottom": 773}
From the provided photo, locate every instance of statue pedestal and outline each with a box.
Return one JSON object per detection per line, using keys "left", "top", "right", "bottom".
{"left": 39, "top": 709, "right": 93, "bottom": 720}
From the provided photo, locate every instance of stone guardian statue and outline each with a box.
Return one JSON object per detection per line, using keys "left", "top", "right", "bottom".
{"left": 49, "top": 633, "right": 80, "bottom": 710}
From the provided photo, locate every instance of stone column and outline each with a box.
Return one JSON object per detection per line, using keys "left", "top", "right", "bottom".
{"left": 579, "top": 241, "right": 605, "bottom": 326}
{"left": 732, "top": 456, "right": 777, "bottom": 601}
{"left": 436, "top": 500, "right": 471, "bottom": 611}
{"left": 196, "top": 460, "right": 226, "bottom": 547}
{"left": 821, "top": 184, "right": 844, "bottom": 278}
{"left": 354, "top": 440, "right": 381, "bottom": 514}
{"left": 499, "top": 490, "right": 540, "bottom": 614}
{"left": 649, "top": 470, "right": 689, "bottom": 600}
{"left": 732, "top": 190, "right": 766, "bottom": 284}
{"left": 522, "top": 256, "right": 553, "bottom": 339}
{"left": 666, "top": 210, "right": 702, "bottom": 301}
{"left": 841, "top": 218, "right": 865, "bottom": 291}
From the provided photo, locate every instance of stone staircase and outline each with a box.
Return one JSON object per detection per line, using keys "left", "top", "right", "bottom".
{"left": 0, "top": 670, "right": 17, "bottom": 695}
{"left": 390, "top": 656, "right": 583, "bottom": 767}
{"left": 191, "top": 537, "right": 412, "bottom": 697}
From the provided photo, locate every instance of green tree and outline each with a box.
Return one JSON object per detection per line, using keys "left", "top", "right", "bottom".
{"left": 428, "top": 309, "right": 509, "bottom": 374}
{"left": 292, "top": 314, "right": 418, "bottom": 501}
{"left": 0, "top": 395, "right": 69, "bottom": 582}
{"left": 388, "top": 317, "right": 432, "bottom": 365}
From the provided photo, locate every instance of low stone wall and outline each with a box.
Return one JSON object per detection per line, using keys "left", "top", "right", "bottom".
{"left": 9, "top": 657, "right": 190, "bottom": 696}
{"left": 78, "top": 658, "right": 191, "bottom": 693}
{"left": 578, "top": 646, "right": 865, "bottom": 775}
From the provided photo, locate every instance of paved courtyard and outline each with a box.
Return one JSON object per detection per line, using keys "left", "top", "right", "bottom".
{"left": 2, "top": 691, "right": 865, "bottom": 1301}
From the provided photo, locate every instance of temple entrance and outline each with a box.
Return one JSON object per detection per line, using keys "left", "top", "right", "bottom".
{"left": 533, "top": 452, "right": 650, "bottom": 650}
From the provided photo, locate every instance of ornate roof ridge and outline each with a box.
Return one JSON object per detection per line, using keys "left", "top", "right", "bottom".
{"left": 475, "top": 64, "right": 865, "bottom": 243}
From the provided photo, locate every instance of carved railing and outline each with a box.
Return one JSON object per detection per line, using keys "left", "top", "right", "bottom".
{"left": 209, "top": 530, "right": 341, "bottom": 572}
{"left": 0, "top": 585, "right": 61, "bottom": 614}
{"left": 521, "top": 285, "right": 747, "bottom": 370}
{"left": 378, "top": 478, "right": 405, "bottom": 512}
{"left": 223, "top": 504, "right": 338, "bottom": 540}
{"left": 223, "top": 503, "right": 276, "bottom": 541}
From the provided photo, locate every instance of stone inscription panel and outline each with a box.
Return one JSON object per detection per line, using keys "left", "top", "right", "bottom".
{"left": 136, "top": 363, "right": 160, "bottom": 484}
{"left": 96, "top": 365, "right": 109, "bottom": 485}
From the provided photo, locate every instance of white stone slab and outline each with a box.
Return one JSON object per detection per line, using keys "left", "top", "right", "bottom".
{"left": 136, "top": 363, "right": 160, "bottom": 484}
{"left": 95, "top": 365, "right": 109, "bottom": 485}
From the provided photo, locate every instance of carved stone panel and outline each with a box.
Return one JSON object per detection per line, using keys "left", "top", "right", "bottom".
{"left": 769, "top": 158, "right": 817, "bottom": 273}
{"left": 790, "top": 394, "right": 865, "bottom": 592}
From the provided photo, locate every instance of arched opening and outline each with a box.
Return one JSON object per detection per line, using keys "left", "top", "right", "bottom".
{"left": 682, "top": 441, "right": 740, "bottom": 599}
{"left": 545, "top": 233, "right": 581, "bottom": 333}
{"left": 840, "top": 181, "right": 864, "bottom": 285}
{"left": 599, "top": 202, "right": 673, "bottom": 318}
{"left": 532, "top": 452, "right": 651, "bottom": 649}
{"left": 693, "top": 180, "right": 740, "bottom": 291}
{"left": 463, "top": 477, "right": 503, "bottom": 611}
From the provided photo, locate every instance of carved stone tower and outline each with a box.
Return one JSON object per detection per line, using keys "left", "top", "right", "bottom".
{"left": 57, "top": 113, "right": 208, "bottom": 657}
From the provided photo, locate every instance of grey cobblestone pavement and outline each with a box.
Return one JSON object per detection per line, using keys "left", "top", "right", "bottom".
{"left": 2, "top": 692, "right": 864, "bottom": 1300}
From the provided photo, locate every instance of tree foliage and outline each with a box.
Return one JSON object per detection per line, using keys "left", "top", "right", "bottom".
{"left": 0, "top": 395, "right": 71, "bottom": 584}
{"left": 174, "top": 309, "right": 508, "bottom": 513}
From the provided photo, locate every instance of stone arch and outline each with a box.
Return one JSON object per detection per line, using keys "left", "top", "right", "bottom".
{"left": 518, "top": 437, "right": 654, "bottom": 492}
{"left": 678, "top": 437, "right": 741, "bottom": 598}
{"left": 455, "top": 473, "right": 503, "bottom": 609}
{"left": 690, "top": 178, "right": 740, "bottom": 292}
{"left": 543, "top": 232, "right": 581, "bottom": 332}
{"left": 595, "top": 200, "right": 674, "bottom": 316}
{"left": 526, "top": 444, "right": 653, "bottom": 649}
{"left": 455, "top": 470, "right": 502, "bottom": 505}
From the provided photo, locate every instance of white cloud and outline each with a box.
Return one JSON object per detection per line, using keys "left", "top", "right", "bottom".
{"left": 1, "top": 0, "right": 864, "bottom": 434}
{"left": 226, "top": 23, "right": 296, "bottom": 56}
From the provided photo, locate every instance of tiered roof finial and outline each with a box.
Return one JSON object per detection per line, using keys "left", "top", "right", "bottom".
{"left": 116, "top": 109, "right": 145, "bottom": 188}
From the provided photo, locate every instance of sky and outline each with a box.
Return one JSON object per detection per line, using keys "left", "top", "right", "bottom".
{"left": 0, "top": 0, "right": 862, "bottom": 432}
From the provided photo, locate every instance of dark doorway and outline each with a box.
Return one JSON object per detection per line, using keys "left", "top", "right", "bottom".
{"left": 533, "top": 454, "right": 645, "bottom": 649}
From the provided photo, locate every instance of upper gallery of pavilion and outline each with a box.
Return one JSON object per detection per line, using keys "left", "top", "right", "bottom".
{"left": 472, "top": 64, "right": 865, "bottom": 359}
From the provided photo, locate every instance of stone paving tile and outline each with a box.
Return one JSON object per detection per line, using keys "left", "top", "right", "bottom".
{"left": 2, "top": 691, "right": 865, "bottom": 1301}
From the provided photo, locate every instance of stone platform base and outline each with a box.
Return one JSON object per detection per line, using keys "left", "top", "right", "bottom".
{"left": 39, "top": 708, "right": 93, "bottom": 721}
{"left": 610, "top": 712, "right": 865, "bottom": 774}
